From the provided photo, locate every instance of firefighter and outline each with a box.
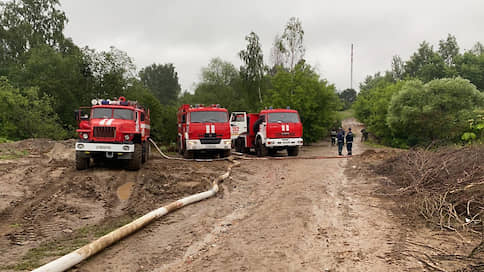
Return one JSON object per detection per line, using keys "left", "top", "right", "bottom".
{"left": 346, "top": 128, "right": 354, "bottom": 155}
{"left": 336, "top": 128, "right": 345, "bottom": 156}
{"left": 361, "top": 128, "right": 368, "bottom": 142}
{"left": 330, "top": 128, "right": 337, "bottom": 146}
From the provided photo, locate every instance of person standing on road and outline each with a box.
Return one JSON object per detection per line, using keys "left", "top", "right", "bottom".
{"left": 336, "top": 128, "right": 345, "bottom": 156}
{"left": 361, "top": 128, "right": 368, "bottom": 142}
{"left": 330, "top": 128, "right": 337, "bottom": 146}
{"left": 346, "top": 128, "right": 354, "bottom": 155}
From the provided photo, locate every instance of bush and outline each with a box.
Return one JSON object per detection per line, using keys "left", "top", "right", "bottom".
{"left": 0, "top": 77, "right": 68, "bottom": 140}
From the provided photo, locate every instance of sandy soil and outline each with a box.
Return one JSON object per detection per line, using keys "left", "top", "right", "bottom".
{"left": 0, "top": 119, "right": 481, "bottom": 271}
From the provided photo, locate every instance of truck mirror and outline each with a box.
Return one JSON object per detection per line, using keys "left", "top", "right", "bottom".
{"left": 74, "top": 110, "right": 81, "bottom": 121}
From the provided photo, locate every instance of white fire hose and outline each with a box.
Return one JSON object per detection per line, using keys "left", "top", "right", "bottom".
{"left": 32, "top": 147, "right": 239, "bottom": 272}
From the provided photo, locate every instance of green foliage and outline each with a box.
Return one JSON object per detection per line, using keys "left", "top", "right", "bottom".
{"left": 338, "top": 88, "right": 356, "bottom": 110}
{"left": 0, "top": 77, "right": 67, "bottom": 140}
{"left": 461, "top": 110, "right": 484, "bottom": 144}
{"left": 404, "top": 41, "right": 447, "bottom": 82}
{"left": 139, "top": 63, "right": 181, "bottom": 105}
{"left": 266, "top": 62, "right": 339, "bottom": 143}
{"left": 387, "top": 78, "right": 484, "bottom": 145}
{"left": 239, "top": 31, "right": 264, "bottom": 108}
{"left": 124, "top": 81, "right": 177, "bottom": 144}
{"left": 180, "top": 58, "right": 248, "bottom": 112}
{"left": 353, "top": 80, "right": 404, "bottom": 145}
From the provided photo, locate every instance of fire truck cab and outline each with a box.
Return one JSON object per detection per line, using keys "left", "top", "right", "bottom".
{"left": 177, "top": 104, "right": 231, "bottom": 158}
{"left": 74, "top": 97, "right": 150, "bottom": 170}
{"left": 231, "top": 108, "right": 303, "bottom": 156}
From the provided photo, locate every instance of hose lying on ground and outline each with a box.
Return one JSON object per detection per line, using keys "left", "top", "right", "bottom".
{"left": 32, "top": 156, "right": 240, "bottom": 272}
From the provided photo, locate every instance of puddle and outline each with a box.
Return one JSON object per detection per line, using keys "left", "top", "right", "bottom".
{"left": 117, "top": 182, "right": 135, "bottom": 200}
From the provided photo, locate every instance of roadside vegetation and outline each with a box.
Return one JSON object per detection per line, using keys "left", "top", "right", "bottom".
{"left": 353, "top": 35, "right": 484, "bottom": 147}
{"left": 0, "top": 1, "right": 340, "bottom": 145}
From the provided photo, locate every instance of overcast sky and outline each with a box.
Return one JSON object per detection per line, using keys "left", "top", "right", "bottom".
{"left": 61, "top": 0, "right": 483, "bottom": 92}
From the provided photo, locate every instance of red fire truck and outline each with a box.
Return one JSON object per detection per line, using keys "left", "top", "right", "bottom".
{"left": 177, "top": 104, "right": 231, "bottom": 158}
{"left": 75, "top": 97, "right": 150, "bottom": 170}
{"left": 231, "top": 108, "right": 303, "bottom": 156}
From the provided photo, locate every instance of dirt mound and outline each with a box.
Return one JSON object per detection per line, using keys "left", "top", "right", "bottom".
{"left": 0, "top": 138, "right": 230, "bottom": 270}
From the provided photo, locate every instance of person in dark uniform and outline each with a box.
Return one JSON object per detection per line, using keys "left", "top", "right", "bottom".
{"left": 336, "top": 128, "right": 345, "bottom": 156}
{"left": 330, "top": 128, "right": 337, "bottom": 146}
{"left": 346, "top": 127, "right": 354, "bottom": 155}
{"left": 361, "top": 128, "right": 368, "bottom": 142}
{"left": 253, "top": 115, "right": 264, "bottom": 135}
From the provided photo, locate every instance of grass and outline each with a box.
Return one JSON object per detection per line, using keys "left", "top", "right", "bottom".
{"left": 0, "top": 149, "right": 29, "bottom": 160}
{"left": 336, "top": 109, "right": 355, "bottom": 121}
{"left": 4, "top": 216, "right": 133, "bottom": 271}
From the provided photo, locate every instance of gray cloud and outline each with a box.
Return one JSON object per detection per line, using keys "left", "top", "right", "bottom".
{"left": 61, "top": 0, "right": 484, "bottom": 92}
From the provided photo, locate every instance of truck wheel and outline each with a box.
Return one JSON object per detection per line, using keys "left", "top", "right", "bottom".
{"left": 127, "top": 143, "right": 142, "bottom": 170}
{"left": 287, "top": 146, "right": 299, "bottom": 156}
{"left": 176, "top": 137, "right": 183, "bottom": 155}
{"left": 76, "top": 152, "right": 89, "bottom": 170}
{"left": 220, "top": 149, "right": 231, "bottom": 158}
{"left": 183, "top": 149, "right": 194, "bottom": 159}
{"left": 142, "top": 141, "right": 149, "bottom": 163}
{"left": 235, "top": 138, "right": 243, "bottom": 153}
{"left": 255, "top": 138, "right": 267, "bottom": 157}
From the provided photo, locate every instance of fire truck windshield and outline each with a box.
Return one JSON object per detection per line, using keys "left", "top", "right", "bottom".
{"left": 190, "top": 111, "right": 228, "bottom": 123}
{"left": 92, "top": 108, "right": 134, "bottom": 120}
{"left": 268, "top": 112, "right": 300, "bottom": 123}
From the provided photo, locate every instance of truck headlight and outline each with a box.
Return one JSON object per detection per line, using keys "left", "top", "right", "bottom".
{"left": 124, "top": 134, "right": 130, "bottom": 141}
{"left": 82, "top": 133, "right": 88, "bottom": 139}
{"left": 123, "top": 145, "right": 129, "bottom": 151}
{"left": 77, "top": 144, "right": 84, "bottom": 149}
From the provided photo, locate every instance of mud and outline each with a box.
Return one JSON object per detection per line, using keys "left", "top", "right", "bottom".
{"left": 1, "top": 120, "right": 481, "bottom": 271}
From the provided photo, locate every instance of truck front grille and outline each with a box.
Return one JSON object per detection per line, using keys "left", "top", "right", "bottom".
{"left": 93, "top": 127, "right": 116, "bottom": 138}
{"left": 200, "top": 137, "right": 221, "bottom": 144}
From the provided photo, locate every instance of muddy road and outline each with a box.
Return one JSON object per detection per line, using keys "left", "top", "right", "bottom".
{"left": 1, "top": 119, "right": 480, "bottom": 271}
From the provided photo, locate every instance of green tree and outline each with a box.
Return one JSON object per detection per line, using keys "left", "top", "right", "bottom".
{"left": 353, "top": 81, "right": 404, "bottom": 145}
{"left": 387, "top": 78, "right": 484, "bottom": 145}
{"left": 239, "top": 31, "right": 264, "bottom": 105}
{"left": 0, "top": 0, "right": 68, "bottom": 66}
{"left": 81, "top": 46, "right": 135, "bottom": 98}
{"left": 7, "top": 45, "right": 91, "bottom": 129}
{"left": 124, "top": 80, "right": 177, "bottom": 143}
{"left": 438, "top": 34, "right": 459, "bottom": 67}
{"left": 181, "top": 58, "right": 246, "bottom": 112}
{"left": 391, "top": 55, "right": 404, "bottom": 81}
{"left": 270, "top": 17, "right": 305, "bottom": 71}
{"left": 266, "top": 62, "right": 339, "bottom": 143}
{"left": 0, "top": 77, "right": 67, "bottom": 140}
{"left": 404, "top": 41, "right": 446, "bottom": 82}
{"left": 338, "top": 88, "right": 357, "bottom": 110}
{"left": 139, "top": 63, "right": 181, "bottom": 105}
{"left": 455, "top": 50, "right": 484, "bottom": 91}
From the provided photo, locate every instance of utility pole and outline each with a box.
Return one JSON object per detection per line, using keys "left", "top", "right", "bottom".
{"left": 350, "top": 43, "right": 354, "bottom": 90}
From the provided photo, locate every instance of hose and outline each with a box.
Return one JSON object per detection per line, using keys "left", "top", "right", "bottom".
{"left": 32, "top": 155, "right": 239, "bottom": 272}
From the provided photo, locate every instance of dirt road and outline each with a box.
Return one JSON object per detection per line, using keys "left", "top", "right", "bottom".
{"left": 74, "top": 119, "right": 415, "bottom": 271}
{"left": 1, "top": 119, "right": 479, "bottom": 271}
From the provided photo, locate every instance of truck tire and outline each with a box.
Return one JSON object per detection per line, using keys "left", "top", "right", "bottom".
{"left": 287, "top": 146, "right": 299, "bottom": 156}
{"left": 255, "top": 138, "right": 267, "bottom": 157}
{"left": 127, "top": 143, "right": 142, "bottom": 170}
{"left": 183, "top": 149, "right": 194, "bottom": 159}
{"left": 235, "top": 138, "right": 243, "bottom": 153}
{"left": 142, "top": 141, "right": 150, "bottom": 163}
{"left": 176, "top": 137, "right": 183, "bottom": 155}
{"left": 220, "top": 149, "right": 231, "bottom": 158}
{"left": 76, "top": 152, "right": 89, "bottom": 170}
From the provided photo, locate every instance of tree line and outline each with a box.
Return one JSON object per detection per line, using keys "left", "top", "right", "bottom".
{"left": 0, "top": 0, "right": 341, "bottom": 144}
{"left": 353, "top": 34, "right": 484, "bottom": 147}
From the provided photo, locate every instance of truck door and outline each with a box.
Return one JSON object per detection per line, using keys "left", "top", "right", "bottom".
{"left": 230, "top": 112, "right": 247, "bottom": 140}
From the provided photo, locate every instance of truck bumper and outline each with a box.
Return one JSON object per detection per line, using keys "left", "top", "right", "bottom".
{"left": 76, "top": 142, "right": 135, "bottom": 152}
{"left": 265, "top": 138, "right": 303, "bottom": 148}
{"left": 186, "top": 139, "right": 232, "bottom": 151}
